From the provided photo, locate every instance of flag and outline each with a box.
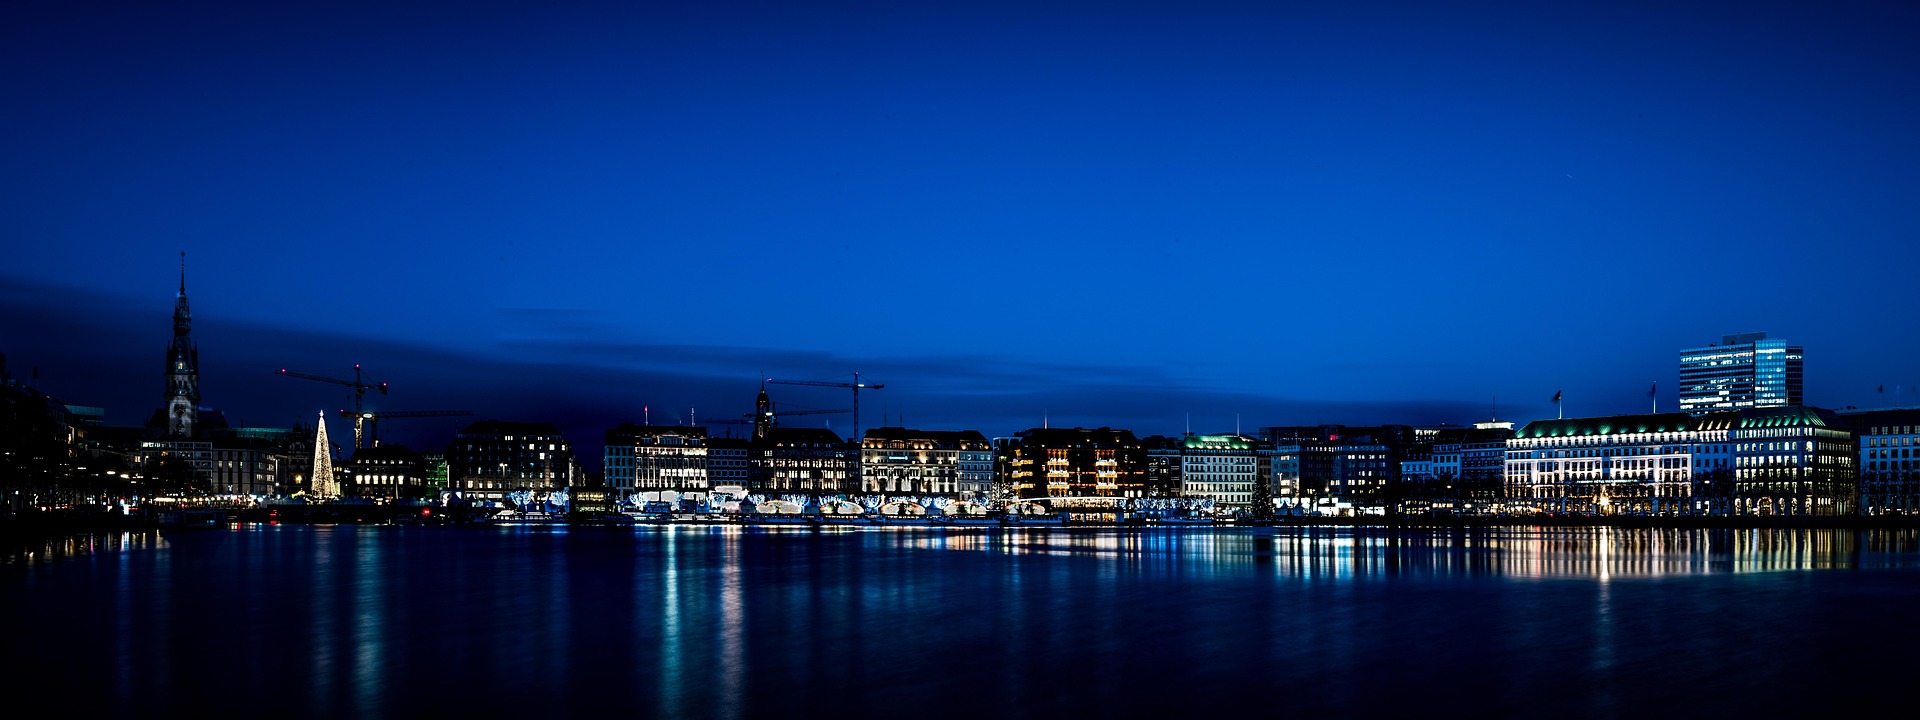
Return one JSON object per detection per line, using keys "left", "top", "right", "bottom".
{"left": 1551, "top": 390, "right": 1562, "bottom": 404}
{"left": 1648, "top": 382, "right": 1656, "bottom": 399}
{"left": 1879, "top": 385, "right": 1885, "bottom": 394}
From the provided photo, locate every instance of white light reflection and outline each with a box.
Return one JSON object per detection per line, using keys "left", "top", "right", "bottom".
{"left": 896, "top": 528, "right": 1919, "bottom": 581}
{"left": 351, "top": 530, "right": 386, "bottom": 717}
{"left": 718, "top": 529, "right": 744, "bottom": 720}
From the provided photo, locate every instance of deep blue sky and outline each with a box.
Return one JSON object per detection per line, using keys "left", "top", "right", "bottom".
{"left": 4, "top": 1, "right": 1918, "bottom": 460}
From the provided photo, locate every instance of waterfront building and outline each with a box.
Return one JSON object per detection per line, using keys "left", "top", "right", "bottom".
{"left": 446, "top": 420, "right": 579, "bottom": 499}
{"left": 1840, "top": 407, "right": 1920, "bottom": 515}
{"left": 859, "top": 427, "right": 993, "bottom": 496}
{"left": 1398, "top": 426, "right": 1514, "bottom": 510}
{"left": 346, "top": 444, "right": 424, "bottom": 499}
{"left": 1729, "top": 406, "right": 1855, "bottom": 516}
{"left": 1505, "top": 412, "right": 1732, "bottom": 515}
{"left": 278, "top": 421, "right": 317, "bottom": 495}
{"left": 1679, "top": 332, "right": 1804, "bottom": 414}
{"left": 724, "top": 383, "right": 856, "bottom": 493}
{"left": 207, "top": 439, "right": 284, "bottom": 497}
{"left": 132, "top": 438, "right": 212, "bottom": 495}
{"left": 604, "top": 423, "right": 710, "bottom": 498}
{"left": 1143, "top": 436, "right": 1185, "bottom": 500}
{"left": 1400, "top": 446, "right": 1433, "bottom": 485}
{"left": 1259, "top": 426, "right": 1407, "bottom": 506}
{"left": 1458, "top": 426, "right": 1514, "bottom": 502}
{"left": 705, "top": 437, "right": 751, "bottom": 493}
{"left": 1004, "top": 427, "right": 1147, "bottom": 500}
{"left": 750, "top": 427, "right": 852, "bottom": 492}
{"left": 1143, "top": 434, "right": 1262, "bottom": 511}
{"left": 421, "top": 453, "right": 449, "bottom": 494}
{"left": 1506, "top": 407, "right": 1852, "bottom": 516}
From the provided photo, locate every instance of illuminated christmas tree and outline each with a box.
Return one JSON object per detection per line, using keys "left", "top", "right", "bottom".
{"left": 311, "top": 411, "right": 336, "bottom": 498}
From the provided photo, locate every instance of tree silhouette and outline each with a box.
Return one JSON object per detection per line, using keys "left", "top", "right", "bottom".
{"left": 145, "top": 455, "right": 208, "bottom": 499}
{"left": 1250, "top": 476, "right": 1274, "bottom": 520}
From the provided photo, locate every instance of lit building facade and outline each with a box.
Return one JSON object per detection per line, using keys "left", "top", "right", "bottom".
{"left": 859, "top": 427, "right": 993, "bottom": 496}
{"left": 1841, "top": 408, "right": 1920, "bottom": 515}
{"left": 447, "top": 420, "right": 579, "bottom": 498}
{"left": 1399, "top": 426, "right": 1513, "bottom": 509}
{"left": 604, "top": 423, "right": 710, "bottom": 496}
{"left": 1679, "top": 332, "right": 1804, "bottom": 413}
{"left": 135, "top": 439, "right": 214, "bottom": 490}
{"left": 750, "top": 428, "right": 852, "bottom": 493}
{"left": 1005, "top": 427, "right": 1147, "bottom": 499}
{"left": 1159, "top": 434, "right": 1261, "bottom": 511}
{"left": 1507, "top": 407, "right": 1853, "bottom": 516}
{"left": 1505, "top": 413, "right": 1731, "bottom": 515}
{"left": 1259, "top": 426, "right": 1408, "bottom": 505}
{"left": 346, "top": 444, "right": 425, "bottom": 500}
{"left": 1729, "top": 406, "right": 1855, "bottom": 516}
{"left": 209, "top": 440, "right": 284, "bottom": 497}
{"left": 706, "top": 438, "right": 751, "bottom": 492}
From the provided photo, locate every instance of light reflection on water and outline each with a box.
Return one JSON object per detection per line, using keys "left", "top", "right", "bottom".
{"left": 5, "top": 525, "right": 1917, "bottom": 719}
{"left": 896, "top": 526, "right": 1920, "bottom": 579}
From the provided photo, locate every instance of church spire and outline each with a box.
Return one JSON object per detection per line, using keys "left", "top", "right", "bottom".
{"left": 164, "top": 252, "right": 201, "bottom": 437}
{"left": 754, "top": 377, "right": 774, "bottom": 442}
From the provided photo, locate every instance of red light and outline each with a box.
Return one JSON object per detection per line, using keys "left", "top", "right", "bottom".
{"left": 421, "top": 508, "right": 431, "bottom": 517}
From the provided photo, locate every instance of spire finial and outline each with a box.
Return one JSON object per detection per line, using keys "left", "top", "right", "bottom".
{"left": 179, "top": 251, "right": 186, "bottom": 295}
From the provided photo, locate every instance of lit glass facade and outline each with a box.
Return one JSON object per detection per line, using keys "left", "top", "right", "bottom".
{"left": 1679, "top": 332, "right": 1804, "bottom": 413}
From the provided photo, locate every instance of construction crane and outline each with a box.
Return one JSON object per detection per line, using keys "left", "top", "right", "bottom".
{"left": 703, "top": 408, "right": 851, "bottom": 426}
{"left": 278, "top": 365, "right": 388, "bottom": 448}
{"left": 767, "top": 372, "right": 883, "bottom": 441}
{"left": 337, "top": 409, "right": 474, "bottom": 448}
{"left": 752, "top": 407, "right": 851, "bottom": 425}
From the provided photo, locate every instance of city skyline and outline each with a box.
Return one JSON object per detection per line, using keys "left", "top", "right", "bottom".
{"left": 10, "top": 5, "right": 1920, "bottom": 718}
{"left": 4, "top": 265, "right": 1918, "bottom": 467}
{"left": 6, "top": 1, "right": 1920, "bottom": 456}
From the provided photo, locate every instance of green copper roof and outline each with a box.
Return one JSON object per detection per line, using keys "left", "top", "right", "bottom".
{"left": 1515, "top": 412, "right": 1722, "bottom": 439}
{"left": 1517, "top": 407, "right": 1842, "bottom": 439}
{"left": 1735, "top": 406, "right": 1841, "bottom": 429}
{"left": 1183, "top": 434, "right": 1253, "bottom": 450}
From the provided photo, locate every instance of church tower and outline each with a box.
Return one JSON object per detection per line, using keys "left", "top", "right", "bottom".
{"left": 164, "top": 252, "right": 200, "bottom": 437}
{"left": 753, "top": 379, "right": 774, "bottom": 442}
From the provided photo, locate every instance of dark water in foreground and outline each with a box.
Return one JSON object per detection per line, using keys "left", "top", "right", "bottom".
{"left": 6, "top": 526, "right": 1919, "bottom": 719}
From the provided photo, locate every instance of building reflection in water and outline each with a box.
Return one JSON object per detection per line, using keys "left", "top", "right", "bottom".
{"left": 897, "top": 526, "right": 1920, "bottom": 580}
{"left": 11, "top": 524, "right": 1920, "bottom": 719}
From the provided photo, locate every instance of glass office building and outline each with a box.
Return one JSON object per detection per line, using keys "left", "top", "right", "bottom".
{"left": 1679, "top": 333, "right": 1803, "bottom": 414}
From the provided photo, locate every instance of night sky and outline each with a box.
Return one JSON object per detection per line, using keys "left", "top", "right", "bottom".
{"left": 5, "top": 1, "right": 1918, "bottom": 463}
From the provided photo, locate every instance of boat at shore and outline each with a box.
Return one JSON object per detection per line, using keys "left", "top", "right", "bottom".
{"left": 492, "top": 511, "right": 567, "bottom": 525}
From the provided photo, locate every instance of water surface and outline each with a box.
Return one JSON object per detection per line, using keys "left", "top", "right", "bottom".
{"left": 6, "top": 526, "right": 1917, "bottom": 718}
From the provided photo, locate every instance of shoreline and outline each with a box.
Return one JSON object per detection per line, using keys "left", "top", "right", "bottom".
{"left": 8, "top": 511, "right": 1920, "bottom": 545}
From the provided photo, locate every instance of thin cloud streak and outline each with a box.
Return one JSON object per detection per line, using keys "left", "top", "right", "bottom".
{"left": 4, "top": 278, "right": 1531, "bottom": 469}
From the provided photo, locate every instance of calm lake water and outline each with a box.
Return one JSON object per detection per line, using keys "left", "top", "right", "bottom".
{"left": 6, "top": 525, "right": 1919, "bottom": 718}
